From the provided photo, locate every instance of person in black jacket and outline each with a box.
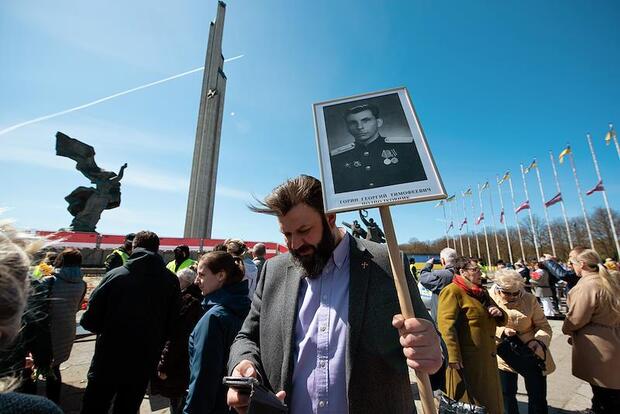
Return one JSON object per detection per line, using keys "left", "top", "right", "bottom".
{"left": 541, "top": 247, "right": 586, "bottom": 291}
{"left": 80, "top": 231, "right": 181, "bottom": 414}
{"left": 184, "top": 251, "right": 251, "bottom": 414}
{"left": 151, "top": 268, "right": 204, "bottom": 414}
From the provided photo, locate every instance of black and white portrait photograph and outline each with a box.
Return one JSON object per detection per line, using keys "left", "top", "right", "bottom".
{"left": 314, "top": 88, "right": 446, "bottom": 212}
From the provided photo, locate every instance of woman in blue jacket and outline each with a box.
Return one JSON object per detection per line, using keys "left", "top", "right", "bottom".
{"left": 184, "top": 251, "right": 251, "bottom": 414}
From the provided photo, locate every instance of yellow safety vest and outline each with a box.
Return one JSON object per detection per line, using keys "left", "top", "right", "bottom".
{"left": 113, "top": 249, "right": 130, "bottom": 264}
{"left": 166, "top": 258, "right": 196, "bottom": 274}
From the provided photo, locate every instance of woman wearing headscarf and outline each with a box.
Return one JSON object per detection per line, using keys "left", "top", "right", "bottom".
{"left": 438, "top": 256, "right": 507, "bottom": 414}
{"left": 490, "top": 268, "right": 555, "bottom": 414}
{"left": 563, "top": 249, "right": 620, "bottom": 414}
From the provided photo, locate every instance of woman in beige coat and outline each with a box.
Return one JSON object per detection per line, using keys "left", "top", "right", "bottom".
{"left": 438, "top": 257, "right": 507, "bottom": 414}
{"left": 563, "top": 249, "right": 620, "bottom": 414}
{"left": 490, "top": 269, "right": 555, "bottom": 414}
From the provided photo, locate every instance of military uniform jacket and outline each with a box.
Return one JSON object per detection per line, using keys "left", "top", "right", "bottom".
{"left": 330, "top": 135, "right": 427, "bottom": 193}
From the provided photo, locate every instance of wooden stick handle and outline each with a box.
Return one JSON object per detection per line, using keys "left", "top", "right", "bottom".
{"left": 379, "top": 206, "right": 437, "bottom": 414}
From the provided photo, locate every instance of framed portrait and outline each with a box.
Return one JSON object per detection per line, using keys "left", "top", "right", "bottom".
{"left": 313, "top": 87, "right": 447, "bottom": 213}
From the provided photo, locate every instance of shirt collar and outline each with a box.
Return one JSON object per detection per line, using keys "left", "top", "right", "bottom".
{"left": 332, "top": 229, "right": 350, "bottom": 270}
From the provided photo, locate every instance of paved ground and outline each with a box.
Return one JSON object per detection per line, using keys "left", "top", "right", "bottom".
{"left": 38, "top": 319, "right": 591, "bottom": 413}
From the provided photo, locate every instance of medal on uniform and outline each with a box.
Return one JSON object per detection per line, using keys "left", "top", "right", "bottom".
{"left": 382, "top": 149, "right": 398, "bottom": 165}
{"left": 353, "top": 161, "right": 362, "bottom": 167}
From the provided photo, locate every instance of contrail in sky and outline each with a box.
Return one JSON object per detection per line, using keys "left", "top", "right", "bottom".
{"left": 0, "top": 54, "right": 244, "bottom": 137}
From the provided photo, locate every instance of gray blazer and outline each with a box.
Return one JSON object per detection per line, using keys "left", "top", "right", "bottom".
{"left": 228, "top": 236, "right": 434, "bottom": 413}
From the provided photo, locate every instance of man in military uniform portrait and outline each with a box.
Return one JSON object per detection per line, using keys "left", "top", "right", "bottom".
{"left": 329, "top": 103, "right": 427, "bottom": 193}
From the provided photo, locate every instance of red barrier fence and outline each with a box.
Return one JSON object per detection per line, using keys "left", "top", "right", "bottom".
{"left": 35, "top": 231, "right": 286, "bottom": 258}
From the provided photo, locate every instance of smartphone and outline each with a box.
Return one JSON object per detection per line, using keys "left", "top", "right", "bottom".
{"left": 223, "top": 376, "right": 259, "bottom": 393}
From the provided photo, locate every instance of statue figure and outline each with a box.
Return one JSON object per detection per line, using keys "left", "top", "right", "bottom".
{"left": 342, "top": 220, "right": 368, "bottom": 239}
{"left": 359, "top": 209, "right": 386, "bottom": 243}
{"left": 55, "top": 132, "right": 127, "bottom": 232}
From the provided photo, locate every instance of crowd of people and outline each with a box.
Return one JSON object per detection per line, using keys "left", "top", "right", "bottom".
{"left": 1, "top": 175, "right": 619, "bottom": 414}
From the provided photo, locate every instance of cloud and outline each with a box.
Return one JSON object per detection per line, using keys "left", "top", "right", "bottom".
{"left": 216, "top": 186, "right": 254, "bottom": 201}
{"left": 1, "top": 141, "right": 254, "bottom": 199}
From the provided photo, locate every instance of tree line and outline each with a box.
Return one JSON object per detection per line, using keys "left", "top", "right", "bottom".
{"left": 400, "top": 207, "right": 620, "bottom": 263}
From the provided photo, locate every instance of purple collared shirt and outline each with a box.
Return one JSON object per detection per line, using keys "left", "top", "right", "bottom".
{"left": 290, "top": 232, "right": 350, "bottom": 414}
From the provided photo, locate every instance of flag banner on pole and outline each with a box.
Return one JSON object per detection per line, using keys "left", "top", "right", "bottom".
{"left": 586, "top": 180, "right": 605, "bottom": 196}
{"left": 544, "top": 192, "right": 563, "bottom": 208}
{"left": 434, "top": 200, "right": 444, "bottom": 207}
{"left": 446, "top": 195, "right": 456, "bottom": 202}
{"left": 524, "top": 160, "right": 537, "bottom": 174}
{"left": 447, "top": 221, "right": 454, "bottom": 231}
{"left": 475, "top": 212, "right": 484, "bottom": 225}
{"left": 515, "top": 200, "right": 530, "bottom": 214}
{"left": 605, "top": 125, "right": 616, "bottom": 146}
{"left": 463, "top": 188, "right": 472, "bottom": 196}
{"left": 459, "top": 217, "right": 468, "bottom": 231}
{"left": 499, "top": 208, "right": 505, "bottom": 224}
{"left": 559, "top": 146, "right": 571, "bottom": 164}
{"left": 498, "top": 171, "right": 510, "bottom": 185}
{"left": 480, "top": 181, "right": 490, "bottom": 191}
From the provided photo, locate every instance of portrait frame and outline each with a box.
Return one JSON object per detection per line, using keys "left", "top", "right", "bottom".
{"left": 313, "top": 87, "right": 447, "bottom": 213}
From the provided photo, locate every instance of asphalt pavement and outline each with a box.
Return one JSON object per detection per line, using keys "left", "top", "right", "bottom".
{"left": 42, "top": 319, "right": 592, "bottom": 413}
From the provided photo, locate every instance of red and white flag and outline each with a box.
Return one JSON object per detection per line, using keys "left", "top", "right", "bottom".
{"left": 586, "top": 180, "right": 605, "bottom": 196}
{"left": 459, "top": 217, "right": 468, "bottom": 231}
{"left": 475, "top": 212, "right": 484, "bottom": 225}
{"left": 544, "top": 192, "right": 563, "bottom": 208}
{"left": 499, "top": 208, "right": 505, "bottom": 224}
{"left": 515, "top": 200, "right": 530, "bottom": 214}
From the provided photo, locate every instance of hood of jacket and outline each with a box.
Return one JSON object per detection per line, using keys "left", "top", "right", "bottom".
{"left": 54, "top": 266, "right": 83, "bottom": 283}
{"left": 203, "top": 279, "right": 251, "bottom": 318}
{"left": 124, "top": 247, "right": 167, "bottom": 276}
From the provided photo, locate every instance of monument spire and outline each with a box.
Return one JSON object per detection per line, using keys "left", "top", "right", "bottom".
{"left": 184, "top": 1, "right": 227, "bottom": 239}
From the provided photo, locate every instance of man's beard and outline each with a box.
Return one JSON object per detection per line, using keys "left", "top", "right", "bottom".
{"left": 290, "top": 218, "right": 336, "bottom": 279}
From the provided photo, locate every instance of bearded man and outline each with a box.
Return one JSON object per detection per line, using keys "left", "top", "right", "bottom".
{"left": 226, "top": 175, "right": 443, "bottom": 414}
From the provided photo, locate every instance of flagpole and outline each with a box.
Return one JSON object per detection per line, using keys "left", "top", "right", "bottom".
{"left": 568, "top": 151, "right": 594, "bottom": 249}
{"left": 611, "top": 123, "right": 620, "bottom": 160}
{"left": 549, "top": 151, "right": 573, "bottom": 250}
{"left": 470, "top": 192, "right": 481, "bottom": 259}
{"left": 486, "top": 182, "right": 502, "bottom": 261}
{"left": 533, "top": 160, "right": 557, "bottom": 256}
{"left": 478, "top": 183, "right": 492, "bottom": 267}
{"left": 448, "top": 200, "right": 458, "bottom": 254}
{"left": 441, "top": 202, "right": 449, "bottom": 249}
{"left": 508, "top": 176, "right": 526, "bottom": 261}
{"left": 520, "top": 164, "right": 541, "bottom": 259}
{"left": 586, "top": 133, "right": 620, "bottom": 259}
{"left": 497, "top": 175, "right": 514, "bottom": 264}
{"left": 455, "top": 195, "right": 464, "bottom": 254}
{"left": 462, "top": 195, "right": 473, "bottom": 257}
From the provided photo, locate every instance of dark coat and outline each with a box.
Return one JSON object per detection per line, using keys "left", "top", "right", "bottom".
{"left": 150, "top": 283, "right": 204, "bottom": 398}
{"left": 0, "top": 279, "right": 52, "bottom": 378}
{"left": 330, "top": 136, "right": 427, "bottom": 193}
{"left": 228, "top": 236, "right": 436, "bottom": 414}
{"left": 185, "top": 280, "right": 251, "bottom": 414}
{"left": 542, "top": 260, "right": 579, "bottom": 290}
{"left": 80, "top": 248, "right": 181, "bottom": 385}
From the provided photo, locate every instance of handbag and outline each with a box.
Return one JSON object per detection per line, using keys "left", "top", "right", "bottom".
{"left": 496, "top": 334, "right": 546, "bottom": 377}
{"left": 438, "top": 368, "right": 487, "bottom": 414}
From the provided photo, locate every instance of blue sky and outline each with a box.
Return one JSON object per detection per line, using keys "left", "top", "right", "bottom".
{"left": 1, "top": 0, "right": 618, "bottom": 246}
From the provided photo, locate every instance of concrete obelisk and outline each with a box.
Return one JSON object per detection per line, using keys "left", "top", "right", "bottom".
{"left": 184, "top": 1, "right": 227, "bottom": 239}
